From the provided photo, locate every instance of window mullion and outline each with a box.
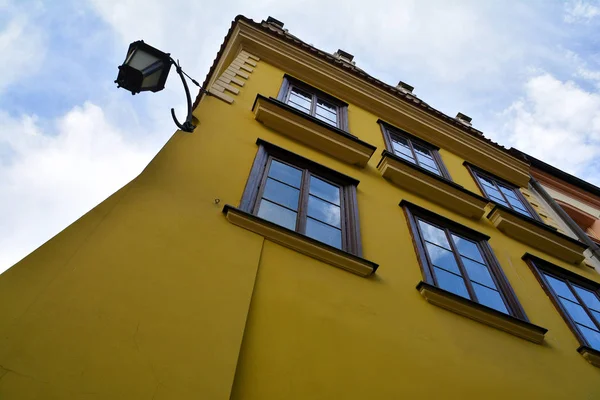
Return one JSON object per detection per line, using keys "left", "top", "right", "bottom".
{"left": 297, "top": 170, "right": 311, "bottom": 235}
{"left": 407, "top": 139, "right": 420, "bottom": 167}
{"left": 495, "top": 182, "right": 512, "bottom": 209}
{"left": 445, "top": 228, "right": 478, "bottom": 301}
{"left": 567, "top": 281, "right": 600, "bottom": 332}
{"left": 285, "top": 85, "right": 294, "bottom": 103}
{"left": 310, "top": 94, "right": 317, "bottom": 117}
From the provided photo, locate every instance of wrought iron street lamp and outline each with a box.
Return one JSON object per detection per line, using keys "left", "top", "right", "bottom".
{"left": 115, "top": 40, "right": 205, "bottom": 132}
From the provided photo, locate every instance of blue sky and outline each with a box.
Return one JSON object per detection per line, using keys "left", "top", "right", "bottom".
{"left": 2, "top": 0, "right": 600, "bottom": 272}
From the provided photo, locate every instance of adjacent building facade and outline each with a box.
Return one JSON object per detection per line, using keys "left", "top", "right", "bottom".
{"left": 1, "top": 15, "right": 600, "bottom": 399}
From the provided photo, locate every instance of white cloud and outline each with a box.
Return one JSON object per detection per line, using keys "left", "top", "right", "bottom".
{"left": 496, "top": 73, "right": 600, "bottom": 183}
{"left": 87, "top": 0, "right": 549, "bottom": 93}
{"left": 578, "top": 66, "right": 600, "bottom": 86}
{"left": 0, "top": 5, "right": 46, "bottom": 93}
{"left": 565, "top": 0, "right": 600, "bottom": 22}
{"left": 292, "top": 0, "right": 527, "bottom": 85}
{"left": 0, "top": 103, "right": 153, "bottom": 272}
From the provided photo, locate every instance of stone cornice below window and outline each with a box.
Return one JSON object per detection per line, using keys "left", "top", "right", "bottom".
{"left": 377, "top": 151, "right": 489, "bottom": 219}
{"left": 223, "top": 205, "right": 378, "bottom": 277}
{"left": 252, "top": 95, "right": 377, "bottom": 168}
{"left": 487, "top": 205, "right": 588, "bottom": 264}
{"left": 417, "top": 282, "right": 548, "bottom": 344}
{"left": 578, "top": 346, "right": 600, "bottom": 368}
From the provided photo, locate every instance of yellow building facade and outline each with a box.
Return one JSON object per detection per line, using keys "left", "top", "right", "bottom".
{"left": 1, "top": 15, "right": 600, "bottom": 399}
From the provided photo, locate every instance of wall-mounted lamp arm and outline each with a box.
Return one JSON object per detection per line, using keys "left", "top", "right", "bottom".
{"left": 169, "top": 58, "right": 209, "bottom": 133}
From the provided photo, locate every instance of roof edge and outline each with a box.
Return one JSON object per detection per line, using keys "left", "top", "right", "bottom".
{"left": 517, "top": 150, "right": 600, "bottom": 199}
{"left": 194, "top": 15, "right": 527, "bottom": 164}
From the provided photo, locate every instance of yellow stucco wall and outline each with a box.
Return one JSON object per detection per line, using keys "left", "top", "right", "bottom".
{"left": 1, "top": 54, "right": 600, "bottom": 399}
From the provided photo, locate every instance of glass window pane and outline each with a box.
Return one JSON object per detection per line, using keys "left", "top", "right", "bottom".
{"left": 477, "top": 175, "right": 497, "bottom": 189}
{"left": 420, "top": 163, "right": 441, "bottom": 176}
{"left": 506, "top": 195, "right": 530, "bottom": 214}
{"left": 463, "top": 258, "right": 496, "bottom": 288}
{"left": 316, "top": 99, "right": 338, "bottom": 125}
{"left": 560, "top": 298, "right": 596, "bottom": 329}
{"left": 574, "top": 286, "right": 600, "bottom": 311}
{"left": 289, "top": 98, "right": 311, "bottom": 113}
{"left": 499, "top": 185, "right": 519, "bottom": 200}
{"left": 416, "top": 153, "right": 439, "bottom": 171}
{"left": 306, "top": 218, "right": 342, "bottom": 249}
{"left": 473, "top": 283, "right": 508, "bottom": 314}
{"left": 543, "top": 274, "right": 578, "bottom": 302}
{"left": 262, "top": 178, "right": 300, "bottom": 210}
{"left": 577, "top": 324, "right": 600, "bottom": 350}
{"left": 483, "top": 185, "right": 503, "bottom": 200}
{"left": 309, "top": 176, "right": 340, "bottom": 205}
{"left": 315, "top": 112, "right": 338, "bottom": 127}
{"left": 489, "top": 195, "right": 510, "bottom": 207}
{"left": 307, "top": 196, "right": 341, "bottom": 227}
{"left": 512, "top": 206, "right": 532, "bottom": 218}
{"left": 434, "top": 267, "right": 469, "bottom": 299}
{"left": 418, "top": 220, "right": 451, "bottom": 249}
{"left": 391, "top": 141, "right": 414, "bottom": 160}
{"left": 592, "top": 310, "right": 600, "bottom": 325}
{"left": 425, "top": 243, "right": 461, "bottom": 275}
{"left": 505, "top": 194, "right": 525, "bottom": 208}
{"left": 413, "top": 143, "right": 433, "bottom": 158}
{"left": 393, "top": 149, "right": 416, "bottom": 163}
{"left": 288, "top": 87, "right": 311, "bottom": 111}
{"left": 268, "top": 160, "right": 302, "bottom": 188}
{"left": 316, "top": 98, "right": 336, "bottom": 112}
{"left": 451, "top": 235, "right": 484, "bottom": 263}
{"left": 392, "top": 135, "right": 410, "bottom": 147}
{"left": 257, "top": 199, "right": 297, "bottom": 231}
{"left": 415, "top": 153, "right": 436, "bottom": 167}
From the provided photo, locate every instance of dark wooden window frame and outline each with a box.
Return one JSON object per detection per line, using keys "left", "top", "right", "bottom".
{"left": 465, "top": 162, "right": 541, "bottom": 222}
{"left": 403, "top": 201, "right": 529, "bottom": 320}
{"left": 379, "top": 120, "right": 452, "bottom": 180}
{"left": 525, "top": 253, "right": 600, "bottom": 350}
{"left": 277, "top": 74, "right": 349, "bottom": 131}
{"left": 240, "top": 139, "right": 362, "bottom": 256}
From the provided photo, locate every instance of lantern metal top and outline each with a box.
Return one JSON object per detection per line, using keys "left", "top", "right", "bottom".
{"left": 115, "top": 40, "right": 172, "bottom": 95}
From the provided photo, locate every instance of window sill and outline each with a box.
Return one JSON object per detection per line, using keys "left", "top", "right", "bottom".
{"left": 252, "top": 95, "right": 377, "bottom": 167}
{"left": 417, "top": 281, "right": 548, "bottom": 344}
{"left": 578, "top": 346, "right": 600, "bottom": 368}
{"left": 378, "top": 151, "right": 489, "bottom": 219}
{"left": 222, "top": 205, "right": 378, "bottom": 277}
{"left": 487, "top": 205, "right": 588, "bottom": 264}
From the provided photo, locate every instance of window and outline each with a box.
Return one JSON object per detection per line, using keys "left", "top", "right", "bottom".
{"left": 527, "top": 256, "right": 600, "bottom": 350}
{"left": 380, "top": 121, "right": 451, "bottom": 179}
{"left": 241, "top": 140, "right": 361, "bottom": 254}
{"left": 469, "top": 166, "right": 537, "bottom": 219}
{"left": 277, "top": 75, "right": 348, "bottom": 130}
{"left": 405, "top": 203, "right": 526, "bottom": 318}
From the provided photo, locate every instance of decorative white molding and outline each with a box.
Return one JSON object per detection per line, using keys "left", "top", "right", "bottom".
{"left": 209, "top": 50, "right": 260, "bottom": 104}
